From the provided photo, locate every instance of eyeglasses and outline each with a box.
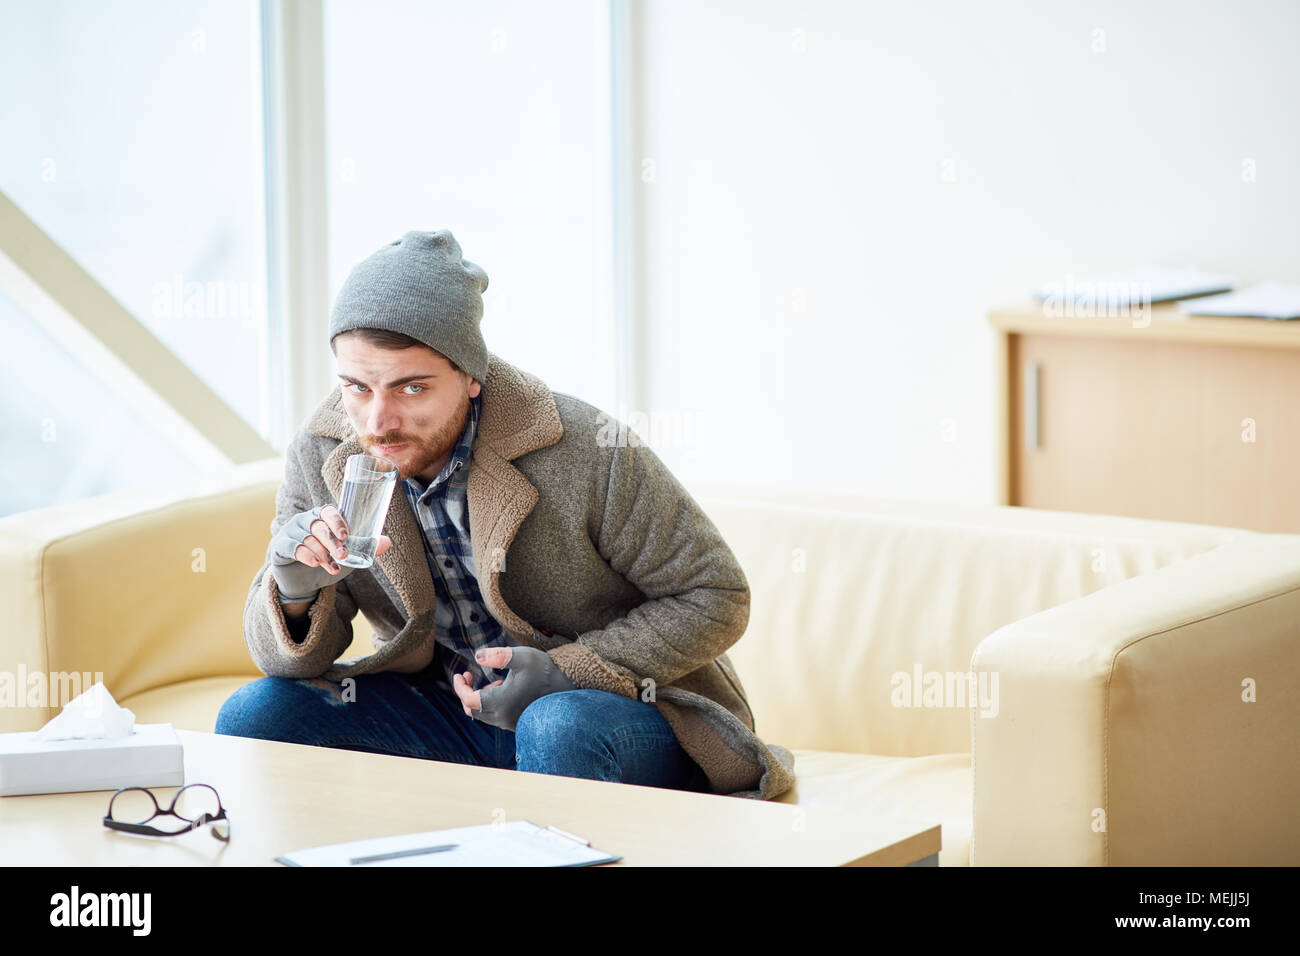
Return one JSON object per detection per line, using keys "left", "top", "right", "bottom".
{"left": 103, "top": 784, "right": 230, "bottom": 842}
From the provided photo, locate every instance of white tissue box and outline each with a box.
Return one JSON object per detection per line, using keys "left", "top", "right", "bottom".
{"left": 0, "top": 723, "right": 185, "bottom": 796}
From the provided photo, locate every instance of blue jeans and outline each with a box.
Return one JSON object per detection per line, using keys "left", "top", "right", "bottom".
{"left": 214, "top": 670, "right": 712, "bottom": 793}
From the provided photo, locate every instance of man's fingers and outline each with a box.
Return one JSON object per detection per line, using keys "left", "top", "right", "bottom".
{"left": 321, "top": 505, "right": 349, "bottom": 540}
{"left": 375, "top": 534, "right": 392, "bottom": 557}
{"left": 475, "top": 646, "right": 513, "bottom": 668}
{"left": 309, "top": 517, "right": 347, "bottom": 559}
{"left": 295, "top": 538, "right": 338, "bottom": 572}
{"left": 452, "top": 672, "right": 480, "bottom": 710}
{"left": 465, "top": 672, "right": 481, "bottom": 710}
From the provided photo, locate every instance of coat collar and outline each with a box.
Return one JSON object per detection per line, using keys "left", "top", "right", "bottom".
{"left": 304, "top": 350, "right": 564, "bottom": 641}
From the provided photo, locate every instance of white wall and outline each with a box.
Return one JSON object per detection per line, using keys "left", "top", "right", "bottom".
{"left": 635, "top": 0, "right": 1300, "bottom": 503}
{"left": 324, "top": 0, "right": 617, "bottom": 415}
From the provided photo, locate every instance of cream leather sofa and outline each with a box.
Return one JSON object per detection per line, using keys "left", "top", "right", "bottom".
{"left": 3, "top": 460, "right": 1297, "bottom": 866}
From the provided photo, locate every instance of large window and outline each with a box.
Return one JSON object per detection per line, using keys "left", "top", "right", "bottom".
{"left": 323, "top": 0, "right": 614, "bottom": 411}
{"left": 2, "top": 0, "right": 618, "bottom": 518}
{"left": 0, "top": 0, "right": 268, "bottom": 515}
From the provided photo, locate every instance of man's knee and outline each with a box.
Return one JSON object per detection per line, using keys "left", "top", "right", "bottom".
{"left": 514, "top": 689, "right": 652, "bottom": 757}
{"left": 514, "top": 689, "right": 602, "bottom": 741}
{"left": 214, "top": 676, "right": 315, "bottom": 739}
{"left": 513, "top": 689, "right": 688, "bottom": 786}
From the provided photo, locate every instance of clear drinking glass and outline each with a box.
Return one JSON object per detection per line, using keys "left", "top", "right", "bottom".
{"left": 336, "top": 453, "right": 398, "bottom": 569}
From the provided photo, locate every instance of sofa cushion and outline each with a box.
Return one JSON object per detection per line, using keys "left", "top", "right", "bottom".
{"left": 119, "top": 676, "right": 253, "bottom": 733}
{"left": 775, "top": 750, "right": 972, "bottom": 866}
{"left": 692, "top": 490, "right": 1251, "bottom": 757}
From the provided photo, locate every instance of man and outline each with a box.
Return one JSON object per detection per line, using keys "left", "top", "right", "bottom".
{"left": 216, "top": 229, "right": 795, "bottom": 800}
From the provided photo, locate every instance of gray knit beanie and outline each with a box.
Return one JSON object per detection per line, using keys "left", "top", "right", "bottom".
{"left": 329, "top": 229, "right": 490, "bottom": 383}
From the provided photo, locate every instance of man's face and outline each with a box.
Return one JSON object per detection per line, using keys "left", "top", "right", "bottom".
{"left": 334, "top": 335, "right": 481, "bottom": 482}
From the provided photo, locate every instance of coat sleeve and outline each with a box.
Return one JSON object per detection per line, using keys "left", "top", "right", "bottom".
{"left": 242, "top": 432, "right": 359, "bottom": 679}
{"left": 546, "top": 425, "right": 751, "bottom": 697}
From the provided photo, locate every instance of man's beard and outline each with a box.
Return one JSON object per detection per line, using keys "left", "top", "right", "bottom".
{"left": 363, "top": 387, "right": 471, "bottom": 482}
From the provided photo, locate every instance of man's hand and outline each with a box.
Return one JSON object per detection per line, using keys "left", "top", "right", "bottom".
{"left": 452, "top": 645, "right": 578, "bottom": 732}
{"left": 269, "top": 503, "right": 391, "bottom": 602}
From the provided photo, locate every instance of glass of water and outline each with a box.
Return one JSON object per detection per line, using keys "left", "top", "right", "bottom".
{"left": 336, "top": 454, "right": 398, "bottom": 569}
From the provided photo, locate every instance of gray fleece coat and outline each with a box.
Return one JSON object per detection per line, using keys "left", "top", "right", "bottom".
{"left": 242, "top": 351, "right": 796, "bottom": 800}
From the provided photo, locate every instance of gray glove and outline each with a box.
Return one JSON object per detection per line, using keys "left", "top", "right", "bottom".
{"left": 469, "top": 645, "right": 578, "bottom": 732}
{"left": 268, "top": 504, "right": 354, "bottom": 603}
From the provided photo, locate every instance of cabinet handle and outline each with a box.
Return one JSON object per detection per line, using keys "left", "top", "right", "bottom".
{"left": 1024, "top": 360, "right": 1040, "bottom": 451}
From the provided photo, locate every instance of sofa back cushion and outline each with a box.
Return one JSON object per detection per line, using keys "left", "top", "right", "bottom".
{"left": 0, "top": 460, "right": 285, "bottom": 731}
{"left": 695, "top": 491, "right": 1251, "bottom": 757}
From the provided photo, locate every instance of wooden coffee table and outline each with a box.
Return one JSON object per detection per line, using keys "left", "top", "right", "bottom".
{"left": 0, "top": 730, "right": 940, "bottom": 866}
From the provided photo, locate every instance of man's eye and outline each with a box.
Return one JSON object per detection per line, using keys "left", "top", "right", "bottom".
{"left": 345, "top": 383, "right": 423, "bottom": 394}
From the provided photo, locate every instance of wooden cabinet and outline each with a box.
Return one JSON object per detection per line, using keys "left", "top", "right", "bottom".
{"left": 990, "top": 303, "right": 1300, "bottom": 533}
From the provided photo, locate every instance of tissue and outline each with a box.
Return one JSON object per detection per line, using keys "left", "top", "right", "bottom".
{"left": 31, "top": 681, "right": 136, "bottom": 741}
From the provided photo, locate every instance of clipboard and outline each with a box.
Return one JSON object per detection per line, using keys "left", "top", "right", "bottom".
{"left": 275, "top": 819, "right": 620, "bottom": 867}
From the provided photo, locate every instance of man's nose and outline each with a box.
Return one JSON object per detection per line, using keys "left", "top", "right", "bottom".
{"left": 367, "top": 396, "right": 402, "bottom": 437}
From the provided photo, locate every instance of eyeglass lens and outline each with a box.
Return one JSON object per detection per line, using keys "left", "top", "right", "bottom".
{"left": 107, "top": 788, "right": 160, "bottom": 825}
{"left": 171, "top": 784, "right": 221, "bottom": 822}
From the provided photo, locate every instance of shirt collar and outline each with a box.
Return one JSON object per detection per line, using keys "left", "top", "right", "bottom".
{"left": 405, "top": 391, "right": 480, "bottom": 502}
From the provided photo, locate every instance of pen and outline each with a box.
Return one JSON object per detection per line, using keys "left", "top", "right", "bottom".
{"left": 350, "top": 843, "right": 458, "bottom": 864}
{"left": 544, "top": 825, "right": 590, "bottom": 846}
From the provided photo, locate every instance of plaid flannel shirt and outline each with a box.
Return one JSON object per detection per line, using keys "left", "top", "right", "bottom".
{"left": 399, "top": 391, "right": 513, "bottom": 693}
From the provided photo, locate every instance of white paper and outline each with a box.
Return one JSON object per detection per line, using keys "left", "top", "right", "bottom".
{"left": 1032, "top": 265, "right": 1235, "bottom": 308}
{"left": 31, "top": 681, "right": 135, "bottom": 741}
{"left": 1176, "top": 281, "right": 1300, "bottom": 320}
{"left": 276, "top": 819, "right": 619, "bottom": 867}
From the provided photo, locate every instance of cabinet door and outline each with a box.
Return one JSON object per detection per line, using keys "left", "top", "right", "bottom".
{"left": 1009, "top": 333, "right": 1300, "bottom": 533}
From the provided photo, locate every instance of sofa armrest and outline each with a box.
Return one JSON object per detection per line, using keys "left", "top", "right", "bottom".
{"left": 970, "top": 532, "right": 1300, "bottom": 866}
{"left": 0, "top": 460, "right": 284, "bottom": 732}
